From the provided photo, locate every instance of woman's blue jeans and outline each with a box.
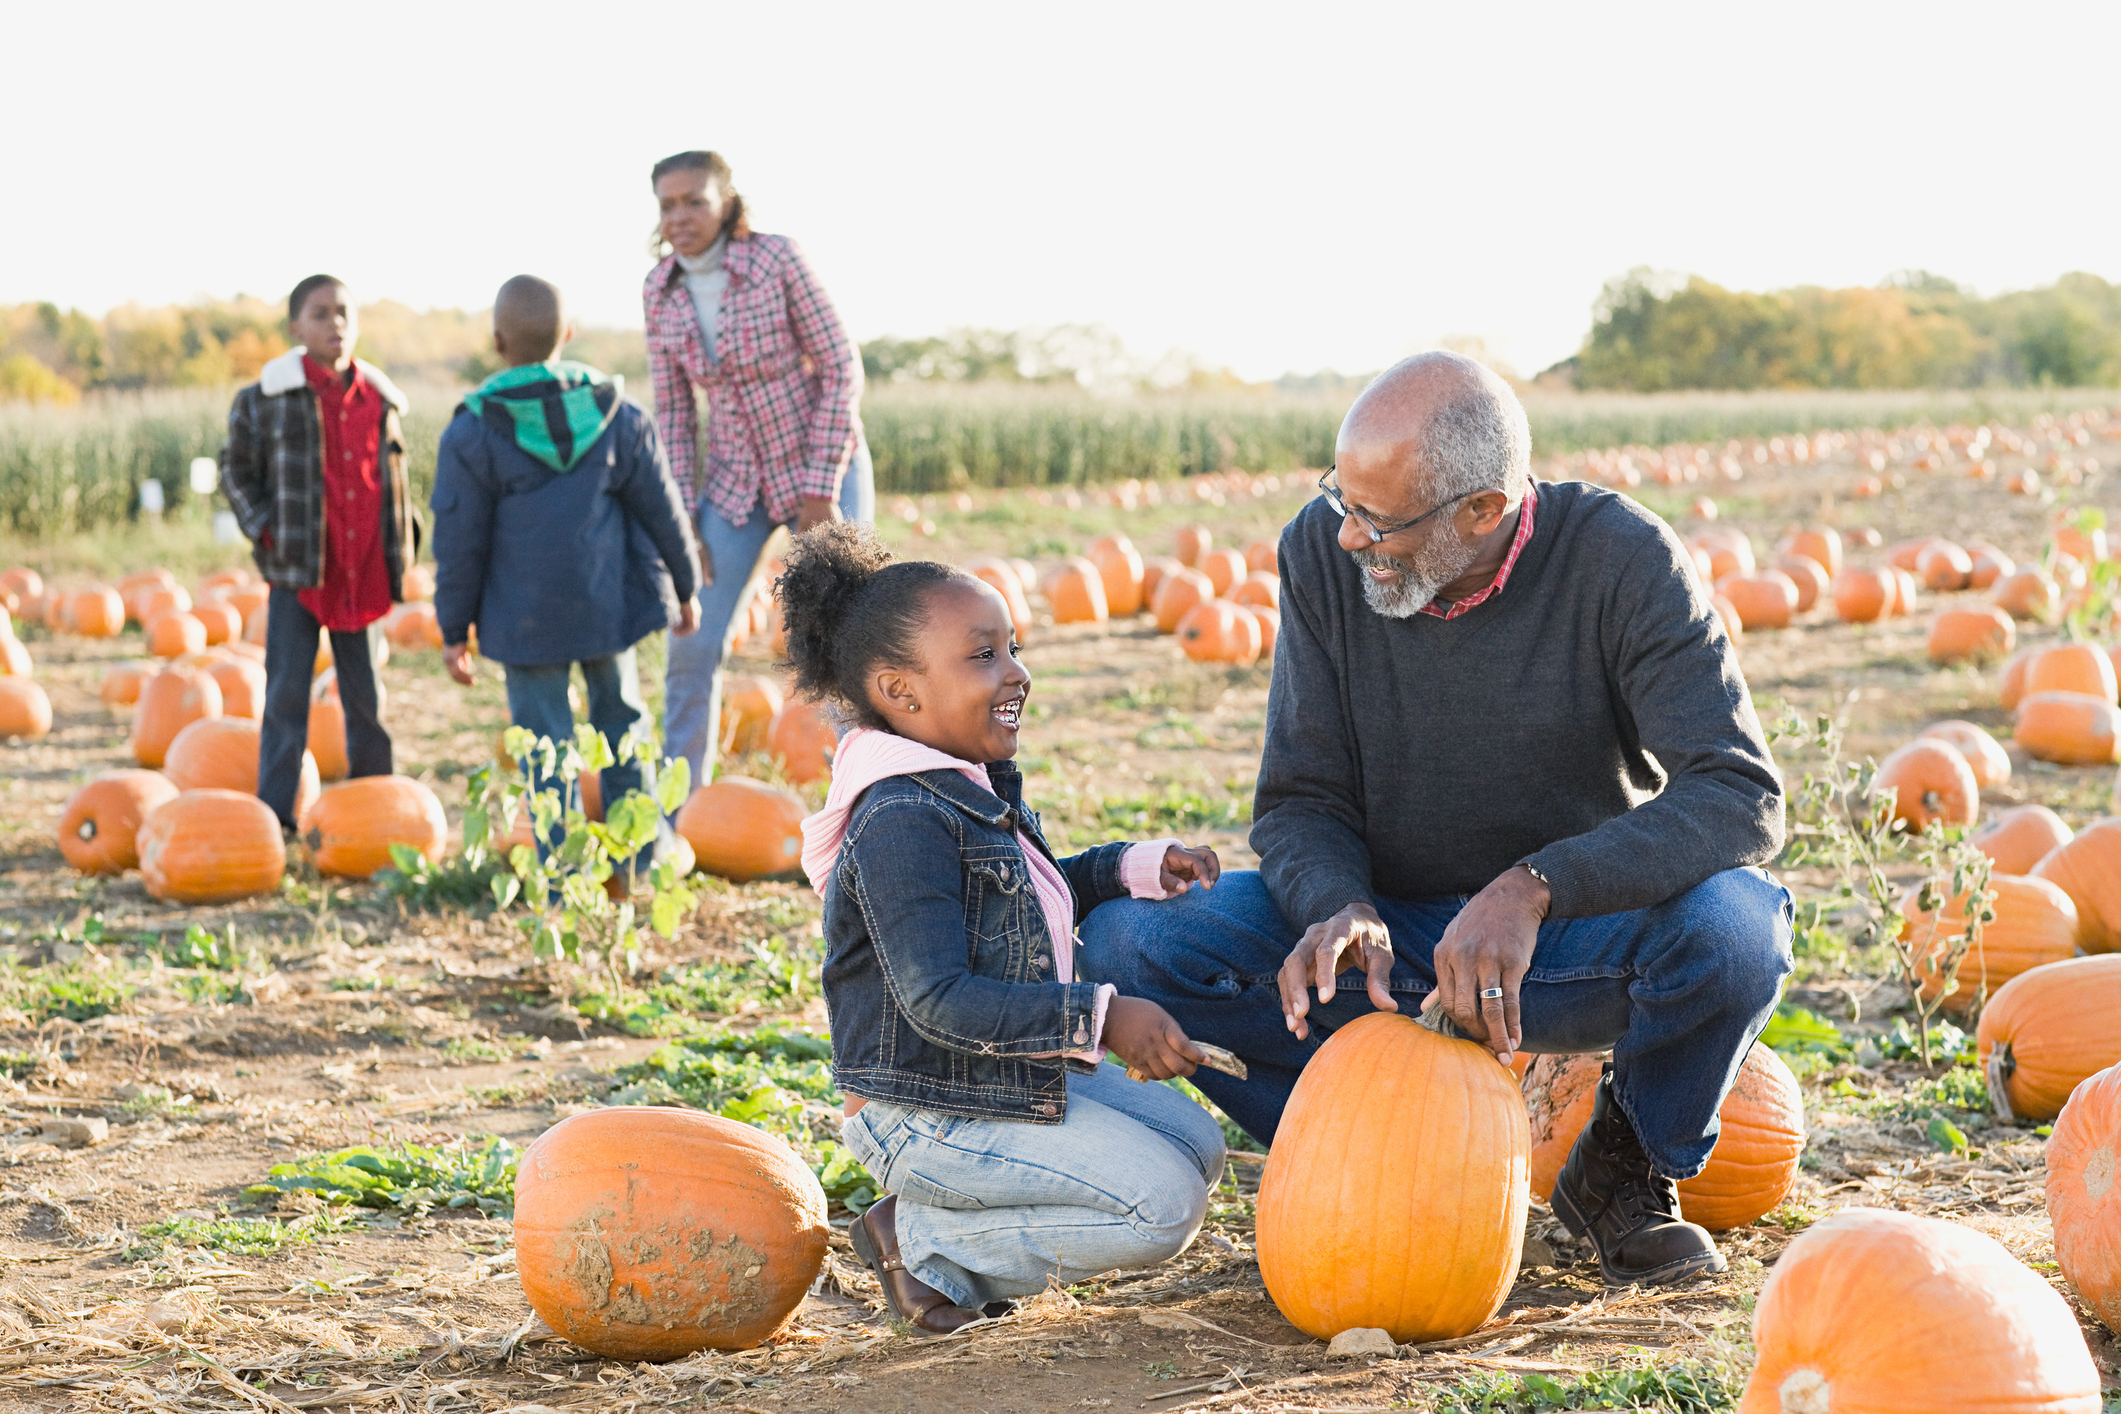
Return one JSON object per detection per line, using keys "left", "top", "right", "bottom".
{"left": 1078, "top": 867, "right": 1793, "bottom": 1180}
{"left": 841, "top": 1062, "right": 1226, "bottom": 1310}
{"left": 662, "top": 440, "right": 873, "bottom": 792}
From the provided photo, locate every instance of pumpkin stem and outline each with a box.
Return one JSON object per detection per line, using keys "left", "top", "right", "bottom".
{"left": 1415, "top": 1006, "right": 1472, "bottom": 1041}
{"left": 1985, "top": 1041, "right": 2017, "bottom": 1124}
{"left": 1778, "top": 1368, "right": 1830, "bottom": 1414}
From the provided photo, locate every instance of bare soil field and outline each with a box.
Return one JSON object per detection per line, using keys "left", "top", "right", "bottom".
{"left": 0, "top": 418, "right": 2115, "bottom": 1412}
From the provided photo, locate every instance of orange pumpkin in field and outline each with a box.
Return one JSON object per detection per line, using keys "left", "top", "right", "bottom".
{"left": 1711, "top": 594, "right": 1743, "bottom": 643}
{"left": 1693, "top": 528, "right": 1754, "bottom": 582}
{"left": 1889, "top": 566, "right": 1920, "bottom": 617}
{"left": 2026, "top": 643, "right": 2120, "bottom": 704}
{"left": 2032, "top": 819, "right": 2121, "bottom": 954}
{"left": 1242, "top": 605, "right": 1280, "bottom": 657}
{"left": 1900, "top": 873, "right": 2079, "bottom": 1011}
{"left": 1992, "top": 567, "right": 2060, "bottom": 622}
{"left": 2045, "top": 1061, "right": 2121, "bottom": 1335}
{"left": 1976, "top": 955, "right": 2121, "bottom": 1124}
{"left": 1972, "top": 804, "right": 2072, "bottom": 876}
{"left": 133, "top": 664, "right": 222, "bottom": 767}
{"left": 163, "top": 716, "right": 320, "bottom": 820}
{"left": 1916, "top": 539, "right": 1973, "bottom": 591}
{"left": 1886, "top": 536, "right": 1941, "bottom": 573}
{"left": 135, "top": 584, "right": 192, "bottom": 627}
{"left": 1244, "top": 538, "right": 1279, "bottom": 574}
{"left": 1832, "top": 569, "right": 1895, "bottom": 623}
{"left": 1917, "top": 720, "right": 2010, "bottom": 788}
{"left": 2055, "top": 522, "right": 2110, "bottom": 566}
{"left": 207, "top": 654, "right": 267, "bottom": 719}
{"left": 117, "top": 568, "right": 173, "bottom": 620}
{"left": 1782, "top": 526, "right": 1841, "bottom": 577}
{"left": 399, "top": 563, "right": 436, "bottom": 602}
{"left": 1772, "top": 555, "right": 1828, "bottom": 612}
{"left": 1966, "top": 542, "right": 2014, "bottom": 589}
{"left": 300, "top": 775, "right": 449, "bottom": 879}
{"left": 675, "top": 776, "right": 808, "bottom": 882}
{"left": 1927, "top": 605, "right": 2015, "bottom": 664}
{"left": 99, "top": 662, "right": 154, "bottom": 708}
{"left": 1044, "top": 558, "right": 1109, "bottom": 625}
{"left": 1872, "top": 738, "right": 1979, "bottom": 832}
{"left": 1741, "top": 1208, "right": 2100, "bottom": 1414}
{"left": 768, "top": 700, "right": 836, "bottom": 785}
{"left": 1229, "top": 570, "right": 1280, "bottom": 609}
{"left": 2000, "top": 648, "right": 2036, "bottom": 711}
{"left": 1084, "top": 534, "right": 1145, "bottom": 616}
{"left": 1173, "top": 524, "right": 1212, "bottom": 568}
{"left": 963, "top": 557, "right": 1034, "bottom": 641}
{"left": 57, "top": 769, "right": 179, "bottom": 874}
{"left": 1, "top": 566, "right": 43, "bottom": 606}
{"left": 1717, "top": 571, "right": 1797, "bottom": 630}
{"left": 191, "top": 599, "right": 241, "bottom": 646}
{"left": 146, "top": 610, "right": 206, "bottom": 659}
{"left": 387, "top": 601, "right": 444, "bottom": 650}
{"left": 0, "top": 677, "right": 53, "bottom": 740}
{"left": 0, "top": 635, "right": 30, "bottom": 677}
{"left": 137, "top": 788, "right": 286, "bottom": 903}
{"left": 513, "top": 1106, "right": 829, "bottom": 1359}
{"left": 308, "top": 692, "right": 349, "bottom": 781}
{"left": 1176, "top": 600, "right": 1262, "bottom": 664}
{"left": 1151, "top": 567, "right": 1215, "bottom": 634}
{"left": 1139, "top": 555, "right": 1183, "bottom": 605}
{"left": 243, "top": 605, "right": 268, "bottom": 646}
{"left": 2015, "top": 692, "right": 2121, "bottom": 766}
{"left": 719, "top": 674, "right": 785, "bottom": 756}
{"left": 66, "top": 586, "right": 125, "bottom": 638}
{"left": 1198, "top": 547, "right": 1248, "bottom": 597}
{"left": 225, "top": 582, "right": 271, "bottom": 620}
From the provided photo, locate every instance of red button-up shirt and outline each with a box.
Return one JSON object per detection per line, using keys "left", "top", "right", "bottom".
{"left": 298, "top": 355, "right": 391, "bottom": 632}
{"left": 1420, "top": 481, "right": 1540, "bottom": 620}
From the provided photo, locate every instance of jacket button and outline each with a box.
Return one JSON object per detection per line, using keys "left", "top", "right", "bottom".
{"left": 1038, "top": 1103, "right": 1058, "bottom": 1116}
{"left": 996, "top": 864, "right": 1011, "bottom": 884}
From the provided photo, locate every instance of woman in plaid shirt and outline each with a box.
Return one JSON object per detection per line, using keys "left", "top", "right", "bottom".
{"left": 644, "top": 149, "right": 872, "bottom": 791}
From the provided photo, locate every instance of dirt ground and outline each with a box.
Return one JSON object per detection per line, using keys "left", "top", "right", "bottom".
{"left": 0, "top": 417, "right": 2117, "bottom": 1411}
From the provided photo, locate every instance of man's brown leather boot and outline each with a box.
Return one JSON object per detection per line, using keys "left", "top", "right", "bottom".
{"left": 1551, "top": 1063, "right": 1727, "bottom": 1287}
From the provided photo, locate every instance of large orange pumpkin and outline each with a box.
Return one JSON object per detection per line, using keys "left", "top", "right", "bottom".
{"left": 1139, "top": 555, "right": 1183, "bottom": 605}
{"left": 1916, "top": 539, "right": 1973, "bottom": 591}
{"left": 0, "top": 678, "right": 51, "bottom": 740}
{"left": 300, "top": 775, "right": 449, "bottom": 879}
{"left": 1151, "top": 567, "right": 1215, "bottom": 634}
{"left": 1927, "top": 606, "right": 2015, "bottom": 664}
{"left": 1694, "top": 528, "right": 1754, "bottom": 582}
{"left": 1173, "top": 525, "right": 1212, "bottom": 568}
{"left": 1522, "top": 1045, "right": 1802, "bottom": 1230}
{"left": 718, "top": 674, "right": 785, "bottom": 756}
{"left": 133, "top": 664, "right": 223, "bottom": 767}
{"left": 2032, "top": 818, "right": 2121, "bottom": 953}
{"left": 1872, "top": 738, "right": 1979, "bottom": 832}
{"left": 2015, "top": 691, "right": 2121, "bottom": 766}
{"left": 1175, "top": 600, "right": 1262, "bottom": 665}
{"left": 1782, "top": 526, "right": 1840, "bottom": 577}
{"left": 66, "top": 587, "right": 125, "bottom": 638}
{"left": 1229, "top": 570, "right": 1280, "bottom": 610}
{"left": 1256, "top": 1013, "right": 1527, "bottom": 1344}
{"left": 674, "top": 777, "right": 807, "bottom": 881}
{"left": 514, "top": 1106, "right": 829, "bottom": 1359}
{"left": 1976, "top": 955, "right": 2121, "bottom": 1123}
{"left": 137, "top": 788, "right": 287, "bottom": 904}
{"left": 1772, "top": 554, "right": 1828, "bottom": 613}
{"left": 117, "top": 568, "right": 174, "bottom": 622}
{"left": 1244, "top": 538, "right": 1279, "bottom": 574}
{"left": 2027, "top": 643, "right": 2120, "bottom": 704}
{"left": 1971, "top": 804, "right": 2071, "bottom": 875}
{"left": 135, "top": 584, "right": 192, "bottom": 625}
{"left": 57, "top": 769, "right": 179, "bottom": 874}
{"left": 1739, "top": 1208, "right": 2100, "bottom": 1414}
{"left": 1917, "top": 719, "right": 2010, "bottom": 788}
{"left": 2047, "top": 1061, "right": 2121, "bottom": 1335}
{"left": 1900, "top": 873, "right": 2080, "bottom": 1012}
{"left": 99, "top": 662, "right": 154, "bottom": 709}
{"left": 1084, "top": 535, "right": 1145, "bottom": 616}
{"left": 1718, "top": 571, "right": 1798, "bottom": 630}
{"left": 1993, "top": 568, "right": 2060, "bottom": 622}
{"left": 1044, "top": 558, "right": 1109, "bottom": 624}
{"left": 163, "top": 716, "right": 321, "bottom": 819}
{"left": 1198, "top": 547, "right": 1247, "bottom": 597}
{"left": 1832, "top": 569, "right": 1895, "bottom": 623}
{"left": 146, "top": 610, "right": 206, "bottom": 659}
{"left": 207, "top": 654, "right": 267, "bottom": 719}
{"left": 191, "top": 599, "right": 241, "bottom": 646}
{"left": 1243, "top": 604, "right": 1280, "bottom": 657}
{"left": 768, "top": 700, "right": 836, "bottom": 785}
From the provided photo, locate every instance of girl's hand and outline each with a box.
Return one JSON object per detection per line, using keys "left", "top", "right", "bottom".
{"left": 1103, "top": 996, "right": 1204, "bottom": 1080}
{"left": 1159, "top": 843, "right": 1221, "bottom": 894}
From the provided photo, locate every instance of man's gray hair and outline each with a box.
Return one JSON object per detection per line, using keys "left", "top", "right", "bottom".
{"left": 1409, "top": 358, "right": 1532, "bottom": 510}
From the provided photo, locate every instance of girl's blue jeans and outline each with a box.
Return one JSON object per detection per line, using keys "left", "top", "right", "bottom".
{"left": 841, "top": 1062, "right": 1227, "bottom": 1310}
{"left": 662, "top": 441, "right": 873, "bottom": 792}
{"left": 1078, "top": 867, "right": 1793, "bottom": 1181}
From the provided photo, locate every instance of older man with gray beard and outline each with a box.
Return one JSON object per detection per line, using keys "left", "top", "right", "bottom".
{"left": 1082, "top": 351, "right": 1793, "bottom": 1287}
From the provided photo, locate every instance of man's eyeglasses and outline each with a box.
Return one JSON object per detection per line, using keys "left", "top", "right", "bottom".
{"left": 1317, "top": 467, "right": 1467, "bottom": 544}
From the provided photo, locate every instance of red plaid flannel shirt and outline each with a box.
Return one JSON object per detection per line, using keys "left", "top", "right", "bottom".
{"left": 1421, "top": 481, "right": 1539, "bottom": 619}
{"left": 643, "top": 233, "right": 864, "bottom": 527}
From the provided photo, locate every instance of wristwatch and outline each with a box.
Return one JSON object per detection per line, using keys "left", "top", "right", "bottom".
{"left": 1518, "top": 861, "right": 1550, "bottom": 887}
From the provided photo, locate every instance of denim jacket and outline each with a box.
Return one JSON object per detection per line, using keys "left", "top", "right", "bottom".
{"left": 821, "top": 758, "right": 1133, "bottom": 1123}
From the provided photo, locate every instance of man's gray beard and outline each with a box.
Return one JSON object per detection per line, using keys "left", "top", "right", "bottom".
{"left": 1353, "top": 529, "right": 1480, "bottom": 619}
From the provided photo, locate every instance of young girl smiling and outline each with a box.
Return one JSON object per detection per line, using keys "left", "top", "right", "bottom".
{"left": 786, "top": 524, "right": 1227, "bottom": 1334}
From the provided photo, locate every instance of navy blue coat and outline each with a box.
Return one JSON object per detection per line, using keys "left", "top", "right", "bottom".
{"left": 429, "top": 398, "right": 700, "bottom": 667}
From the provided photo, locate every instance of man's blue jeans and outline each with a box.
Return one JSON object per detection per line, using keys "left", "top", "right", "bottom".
{"left": 1078, "top": 867, "right": 1793, "bottom": 1180}
{"left": 503, "top": 648, "right": 650, "bottom": 865}
{"left": 663, "top": 440, "right": 874, "bottom": 793}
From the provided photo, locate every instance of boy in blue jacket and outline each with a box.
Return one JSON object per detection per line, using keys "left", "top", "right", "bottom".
{"left": 431, "top": 275, "right": 702, "bottom": 884}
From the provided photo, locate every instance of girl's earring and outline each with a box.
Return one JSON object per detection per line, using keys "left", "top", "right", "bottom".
{"left": 905, "top": 702, "right": 920, "bottom": 713}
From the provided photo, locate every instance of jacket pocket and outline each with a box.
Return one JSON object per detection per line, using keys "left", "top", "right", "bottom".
{"left": 963, "top": 853, "right": 1025, "bottom": 951}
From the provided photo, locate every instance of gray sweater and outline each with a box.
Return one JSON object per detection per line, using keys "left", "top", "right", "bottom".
{"left": 1252, "top": 479, "right": 1783, "bottom": 926}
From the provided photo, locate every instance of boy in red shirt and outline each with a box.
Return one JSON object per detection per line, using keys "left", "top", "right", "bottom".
{"left": 220, "top": 275, "right": 419, "bottom": 829}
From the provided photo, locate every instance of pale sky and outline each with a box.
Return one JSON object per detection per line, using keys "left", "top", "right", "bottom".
{"left": 7, "top": 1, "right": 2118, "bottom": 382}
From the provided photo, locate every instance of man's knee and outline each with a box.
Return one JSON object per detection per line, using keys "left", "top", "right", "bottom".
{"left": 1665, "top": 867, "right": 1793, "bottom": 1008}
{"left": 1079, "top": 870, "right": 1289, "bottom": 995}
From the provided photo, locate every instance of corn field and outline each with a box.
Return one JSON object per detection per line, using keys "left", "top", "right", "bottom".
{"left": 4, "top": 381, "right": 2118, "bottom": 538}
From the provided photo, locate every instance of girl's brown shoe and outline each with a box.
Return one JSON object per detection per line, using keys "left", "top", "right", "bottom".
{"left": 847, "top": 1195, "right": 989, "bottom": 1335}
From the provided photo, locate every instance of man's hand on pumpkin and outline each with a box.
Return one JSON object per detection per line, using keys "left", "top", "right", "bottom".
{"left": 1424, "top": 864, "right": 1550, "bottom": 1065}
{"left": 1278, "top": 902, "right": 1395, "bottom": 1042}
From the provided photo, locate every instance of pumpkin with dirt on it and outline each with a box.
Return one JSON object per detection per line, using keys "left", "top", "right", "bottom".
{"left": 300, "top": 775, "right": 449, "bottom": 879}
{"left": 1992, "top": 568, "right": 2059, "bottom": 622}
{"left": 58, "top": 769, "right": 180, "bottom": 874}
{"left": 137, "top": 788, "right": 287, "bottom": 904}
{"left": 674, "top": 777, "right": 808, "bottom": 882}
{"left": 513, "top": 1106, "right": 829, "bottom": 1359}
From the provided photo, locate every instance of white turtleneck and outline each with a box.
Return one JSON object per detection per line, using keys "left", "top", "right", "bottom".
{"left": 675, "top": 236, "right": 729, "bottom": 364}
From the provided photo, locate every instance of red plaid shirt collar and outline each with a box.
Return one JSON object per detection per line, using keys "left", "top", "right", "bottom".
{"left": 1418, "top": 481, "right": 1539, "bottom": 620}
